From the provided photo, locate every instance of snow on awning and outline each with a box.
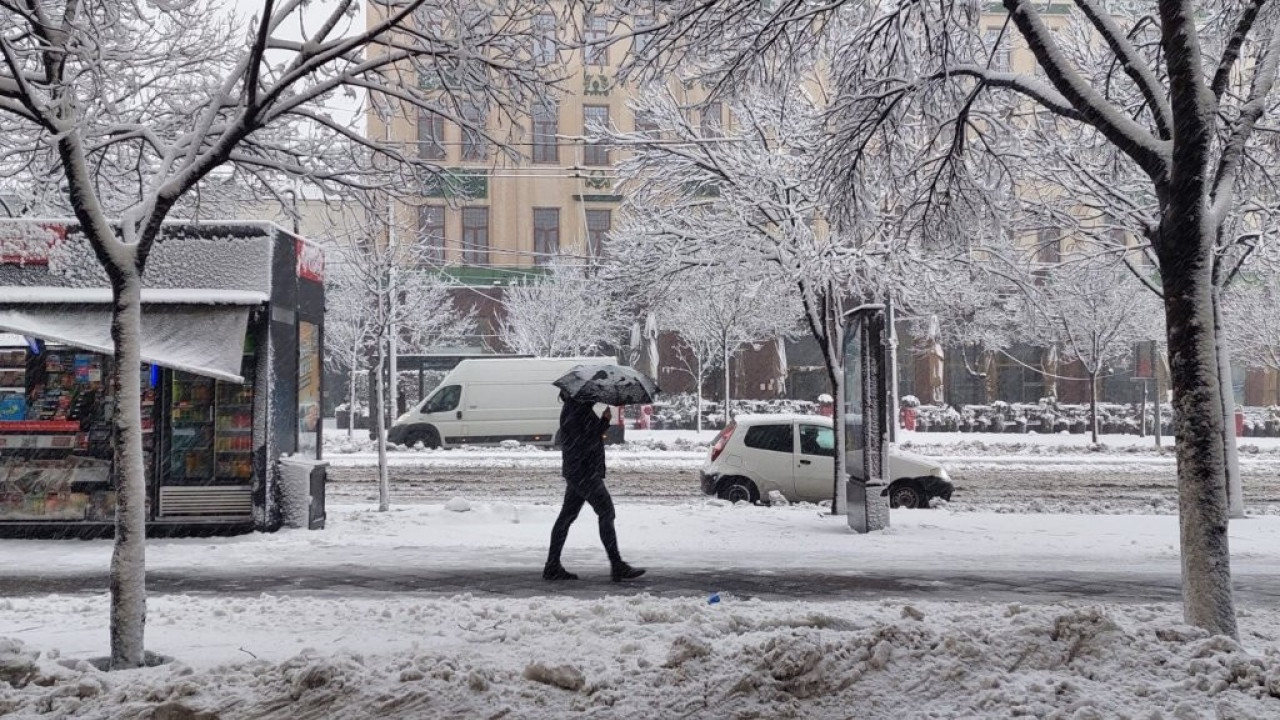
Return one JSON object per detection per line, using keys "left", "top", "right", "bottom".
{"left": 0, "top": 287, "right": 268, "bottom": 305}
{"left": 0, "top": 304, "right": 252, "bottom": 383}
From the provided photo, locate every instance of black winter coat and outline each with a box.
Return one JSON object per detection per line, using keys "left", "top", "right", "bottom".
{"left": 559, "top": 399, "right": 610, "bottom": 486}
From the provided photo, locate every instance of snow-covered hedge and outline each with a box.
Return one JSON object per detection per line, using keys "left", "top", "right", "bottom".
{"left": 635, "top": 393, "right": 1280, "bottom": 437}
{"left": 634, "top": 393, "right": 819, "bottom": 430}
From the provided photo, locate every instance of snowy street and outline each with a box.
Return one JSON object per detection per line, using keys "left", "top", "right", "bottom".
{"left": 322, "top": 430, "right": 1280, "bottom": 514}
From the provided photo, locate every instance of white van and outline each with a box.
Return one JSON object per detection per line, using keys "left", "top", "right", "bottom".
{"left": 386, "top": 357, "right": 622, "bottom": 449}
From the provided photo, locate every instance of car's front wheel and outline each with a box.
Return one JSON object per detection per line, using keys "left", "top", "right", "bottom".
{"left": 888, "top": 480, "right": 927, "bottom": 509}
{"left": 401, "top": 424, "right": 441, "bottom": 449}
{"left": 716, "top": 477, "right": 759, "bottom": 504}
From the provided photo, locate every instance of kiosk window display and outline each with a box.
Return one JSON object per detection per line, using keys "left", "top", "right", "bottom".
{"left": 0, "top": 220, "right": 324, "bottom": 537}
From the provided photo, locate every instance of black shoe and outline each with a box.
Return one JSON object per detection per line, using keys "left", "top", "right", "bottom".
{"left": 543, "top": 564, "right": 579, "bottom": 581}
{"left": 611, "top": 563, "right": 646, "bottom": 582}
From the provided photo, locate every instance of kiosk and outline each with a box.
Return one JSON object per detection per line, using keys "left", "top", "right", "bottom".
{"left": 0, "top": 220, "right": 325, "bottom": 537}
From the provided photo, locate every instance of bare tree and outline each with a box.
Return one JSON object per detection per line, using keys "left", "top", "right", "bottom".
{"left": 606, "top": 82, "right": 907, "bottom": 514}
{"left": 329, "top": 217, "right": 475, "bottom": 511}
{"left": 1224, "top": 256, "right": 1280, "bottom": 374}
{"left": 656, "top": 265, "right": 799, "bottom": 432}
{"left": 605, "top": 0, "right": 1280, "bottom": 638}
{"left": 0, "top": 0, "right": 556, "bottom": 667}
{"left": 1023, "top": 256, "right": 1164, "bottom": 443}
{"left": 497, "top": 256, "right": 626, "bottom": 357}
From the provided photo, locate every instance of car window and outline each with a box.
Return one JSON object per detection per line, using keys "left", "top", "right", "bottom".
{"left": 743, "top": 424, "right": 793, "bottom": 454}
{"left": 799, "top": 424, "right": 835, "bottom": 457}
{"left": 424, "top": 385, "right": 461, "bottom": 413}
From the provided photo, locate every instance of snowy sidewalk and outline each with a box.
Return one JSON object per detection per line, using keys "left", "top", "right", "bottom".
{"left": 5, "top": 501, "right": 1280, "bottom": 603}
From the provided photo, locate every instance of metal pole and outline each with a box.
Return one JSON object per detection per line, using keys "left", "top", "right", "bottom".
{"left": 385, "top": 118, "right": 399, "bottom": 423}
{"left": 1154, "top": 365, "right": 1163, "bottom": 449}
{"left": 1139, "top": 380, "right": 1148, "bottom": 438}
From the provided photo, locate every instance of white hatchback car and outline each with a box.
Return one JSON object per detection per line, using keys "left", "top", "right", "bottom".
{"left": 699, "top": 414, "right": 954, "bottom": 508}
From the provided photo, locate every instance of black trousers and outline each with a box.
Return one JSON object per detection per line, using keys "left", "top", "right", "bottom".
{"left": 546, "top": 479, "right": 621, "bottom": 567}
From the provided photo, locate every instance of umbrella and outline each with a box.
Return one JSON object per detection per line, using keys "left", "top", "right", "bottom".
{"left": 553, "top": 364, "right": 659, "bottom": 406}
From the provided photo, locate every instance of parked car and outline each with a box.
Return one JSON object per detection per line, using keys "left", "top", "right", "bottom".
{"left": 387, "top": 357, "right": 623, "bottom": 448}
{"left": 699, "top": 414, "right": 953, "bottom": 508}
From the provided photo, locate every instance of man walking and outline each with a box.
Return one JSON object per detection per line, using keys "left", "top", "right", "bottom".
{"left": 544, "top": 391, "right": 645, "bottom": 582}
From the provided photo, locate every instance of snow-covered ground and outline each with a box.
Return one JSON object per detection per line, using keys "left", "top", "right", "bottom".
{"left": 4, "top": 503, "right": 1280, "bottom": 717}
{"left": 7, "top": 501, "right": 1280, "bottom": 579}
{"left": 6, "top": 595, "right": 1280, "bottom": 719}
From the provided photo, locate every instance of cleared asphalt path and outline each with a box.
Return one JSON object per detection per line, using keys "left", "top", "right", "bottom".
{"left": 8, "top": 566, "right": 1280, "bottom": 607}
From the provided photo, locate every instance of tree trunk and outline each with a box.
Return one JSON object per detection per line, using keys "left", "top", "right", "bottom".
{"left": 109, "top": 276, "right": 147, "bottom": 669}
{"left": 1161, "top": 224, "right": 1237, "bottom": 638}
{"left": 723, "top": 344, "right": 732, "bottom": 423}
{"left": 695, "top": 359, "right": 703, "bottom": 434}
{"left": 830, "top": 355, "right": 846, "bottom": 516}
{"left": 347, "top": 341, "right": 360, "bottom": 440}
{"left": 374, "top": 338, "right": 390, "bottom": 512}
{"left": 1089, "top": 370, "right": 1099, "bottom": 445}
{"left": 1212, "top": 289, "right": 1243, "bottom": 519}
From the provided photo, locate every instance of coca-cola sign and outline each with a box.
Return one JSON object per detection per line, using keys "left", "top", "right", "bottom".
{"left": 295, "top": 237, "right": 324, "bottom": 283}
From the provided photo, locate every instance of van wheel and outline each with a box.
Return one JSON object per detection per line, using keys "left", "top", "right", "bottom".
{"left": 888, "top": 481, "right": 926, "bottom": 509}
{"left": 717, "top": 477, "right": 759, "bottom": 504}
{"left": 404, "top": 425, "right": 440, "bottom": 449}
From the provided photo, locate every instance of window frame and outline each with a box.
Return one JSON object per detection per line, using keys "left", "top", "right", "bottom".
{"left": 425, "top": 385, "right": 462, "bottom": 414}
{"left": 461, "top": 206, "right": 490, "bottom": 265}
{"left": 798, "top": 424, "right": 836, "bottom": 457}
{"left": 742, "top": 424, "right": 795, "bottom": 454}
{"left": 584, "top": 208, "right": 611, "bottom": 258}
{"left": 584, "top": 15, "right": 609, "bottom": 67}
{"left": 582, "top": 104, "right": 611, "bottom": 166}
{"left": 532, "top": 207, "right": 560, "bottom": 264}
{"left": 531, "top": 100, "right": 559, "bottom": 164}
{"left": 460, "top": 101, "right": 487, "bottom": 162}
{"left": 533, "top": 12, "right": 557, "bottom": 66}
{"left": 418, "top": 204, "right": 446, "bottom": 264}
{"left": 417, "top": 108, "right": 447, "bottom": 160}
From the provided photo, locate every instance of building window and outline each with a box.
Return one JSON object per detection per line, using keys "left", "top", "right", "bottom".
{"left": 585, "top": 209, "right": 611, "bottom": 257}
{"left": 1037, "top": 227, "right": 1061, "bottom": 264}
{"left": 584, "top": 15, "right": 609, "bottom": 67}
{"left": 532, "top": 100, "right": 559, "bottom": 163}
{"left": 533, "top": 12, "right": 557, "bottom": 65}
{"left": 418, "top": 205, "right": 446, "bottom": 264}
{"left": 632, "top": 15, "right": 653, "bottom": 57}
{"left": 533, "top": 207, "right": 560, "bottom": 264}
{"left": 634, "top": 110, "right": 660, "bottom": 138}
{"left": 700, "top": 101, "right": 722, "bottom": 138}
{"left": 983, "top": 28, "right": 1011, "bottom": 72}
{"left": 461, "top": 101, "right": 487, "bottom": 161}
{"left": 583, "top": 105, "right": 610, "bottom": 166}
{"left": 418, "top": 109, "right": 446, "bottom": 160}
{"left": 462, "top": 206, "right": 490, "bottom": 265}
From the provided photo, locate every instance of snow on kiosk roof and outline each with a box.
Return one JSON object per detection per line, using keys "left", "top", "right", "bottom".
{"left": 0, "top": 219, "right": 326, "bottom": 537}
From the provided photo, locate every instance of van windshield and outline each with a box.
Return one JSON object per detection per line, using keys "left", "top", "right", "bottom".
{"left": 423, "top": 385, "right": 461, "bottom": 414}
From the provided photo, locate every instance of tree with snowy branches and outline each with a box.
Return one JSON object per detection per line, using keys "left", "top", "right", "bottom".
{"left": 497, "top": 256, "right": 627, "bottom": 358}
{"left": 656, "top": 264, "right": 799, "bottom": 432}
{"left": 604, "top": 0, "right": 1280, "bottom": 638}
{"left": 606, "top": 82, "right": 908, "bottom": 513}
{"left": 328, "top": 213, "right": 474, "bottom": 513}
{"left": 1021, "top": 256, "right": 1164, "bottom": 443}
{"left": 0, "top": 0, "right": 559, "bottom": 667}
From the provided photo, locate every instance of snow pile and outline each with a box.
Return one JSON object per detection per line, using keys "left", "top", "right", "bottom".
{"left": 3, "top": 598, "right": 1280, "bottom": 719}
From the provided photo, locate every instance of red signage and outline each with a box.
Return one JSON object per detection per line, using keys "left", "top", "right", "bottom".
{"left": 0, "top": 222, "right": 65, "bottom": 265}
{"left": 296, "top": 237, "right": 324, "bottom": 283}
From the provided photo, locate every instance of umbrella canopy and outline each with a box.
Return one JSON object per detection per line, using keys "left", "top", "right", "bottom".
{"left": 553, "top": 364, "right": 659, "bottom": 406}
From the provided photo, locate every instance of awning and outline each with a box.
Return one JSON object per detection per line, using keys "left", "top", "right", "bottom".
{"left": 0, "top": 304, "right": 252, "bottom": 383}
